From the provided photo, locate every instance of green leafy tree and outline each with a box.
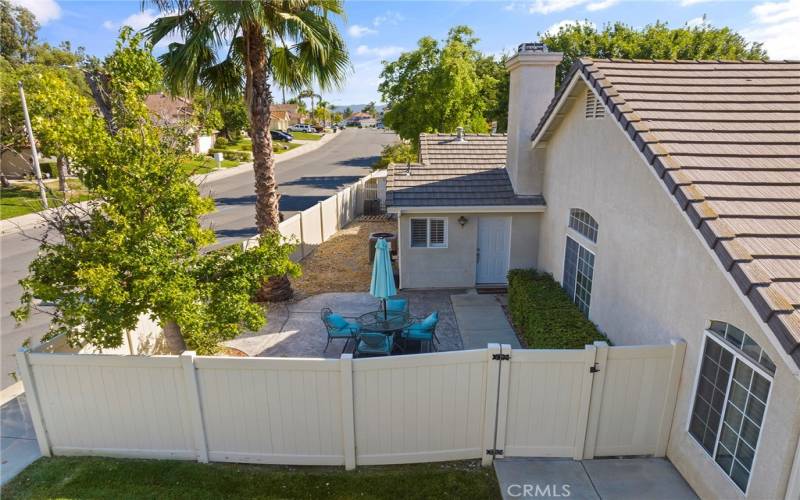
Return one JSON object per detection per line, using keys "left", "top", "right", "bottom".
{"left": 343, "top": 106, "right": 352, "bottom": 118}
{"left": 361, "top": 101, "right": 377, "bottom": 117}
{"left": 373, "top": 142, "right": 416, "bottom": 170}
{"left": 219, "top": 99, "right": 249, "bottom": 140}
{"left": 13, "top": 30, "right": 299, "bottom": 354}
{"left": 379, "top": 26, "right": 496, "bottom": 146}
{"left": 0, "top": 0, "right": 38, "bottom": 64}
{"left": 145, "top": 0, "right": 349, "bottom": 301}
{"left": 541, "top": 20, "right": 767, "bottom": 87}
{"left": 476, "top": 54, "right": 509, "bottom": 132}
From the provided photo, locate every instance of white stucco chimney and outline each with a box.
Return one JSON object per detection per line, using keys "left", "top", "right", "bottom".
{"left": 505, "top": 43, "right": 562, "bottom": 195}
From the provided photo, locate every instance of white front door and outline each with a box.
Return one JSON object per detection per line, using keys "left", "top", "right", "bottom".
{"left": 476, "top": 216, "right": 511, "bottom": 284}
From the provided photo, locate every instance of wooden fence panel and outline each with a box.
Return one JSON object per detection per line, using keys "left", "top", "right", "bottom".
{"left": 194, "top": 357, "right": 345, "bottom": 465}
{"left": 351, "top": 349, "right": 488, "bottom": 465}
{"left": 27, "top": 354, "right": 195, "bottom": 459}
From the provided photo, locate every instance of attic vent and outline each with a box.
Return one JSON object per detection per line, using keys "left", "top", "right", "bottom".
{"left": 584, "top": 90, "right": 605, "bottom": 119}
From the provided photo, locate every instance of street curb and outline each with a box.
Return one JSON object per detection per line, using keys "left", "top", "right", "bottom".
{"left": 0, "top": 131, "right": 345, "bottom": 235}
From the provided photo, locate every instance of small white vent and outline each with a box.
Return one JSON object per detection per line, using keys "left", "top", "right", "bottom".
{"left": 584, "top": 89, "right": 605, "bottom": 119}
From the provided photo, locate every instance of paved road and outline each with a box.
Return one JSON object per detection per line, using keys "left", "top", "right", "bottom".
{"left": 0, "top": 128, "right": 397, "bottom": 389}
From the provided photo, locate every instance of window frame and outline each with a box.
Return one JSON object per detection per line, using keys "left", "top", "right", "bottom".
{"left": 409, "top": 217, "right": 448, "bottom": 249}
{"left": 568, "top": 208, "right": 599, "bottom": 244}
{"left": 563, "top": 235, "right": 596, "bottom": 315}
{"left": 686, "top": 329, "right": 775, "bottom": 495}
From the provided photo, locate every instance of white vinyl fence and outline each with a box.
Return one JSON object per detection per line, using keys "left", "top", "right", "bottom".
{"left": 17, "top": 340, "right": 685, "bottom": 469}
{"left": 242, "top": 170, "right": 385, "bottom": 259}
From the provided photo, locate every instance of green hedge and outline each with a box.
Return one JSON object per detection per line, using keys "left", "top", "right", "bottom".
{"left": 508, "top": 269, "right": 608, "bottom": 349}
{"left": 208, "top": 149, "right": 252, "bottom": 162}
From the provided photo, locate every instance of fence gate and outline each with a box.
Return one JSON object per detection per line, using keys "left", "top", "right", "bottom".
{"left": 483, "top": 340, "right": 685, "bottom": 463}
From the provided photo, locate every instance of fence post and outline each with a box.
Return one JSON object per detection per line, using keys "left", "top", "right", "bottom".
{"left": 655, "top": 338, "right": 686, "bottom": 457}
{"left": 15, "top": 349, "right": 52, "bottom": 456}
{"left": 482, "top": 343, "right": 511, "bottom": 466}
{"left": 180, "top": 351, "right": 209, "bottom": 463}
{"left": 335, "top": 191, "right": 342, "bottom": 230}
{"left": 340, "top": 353, "right": 357, "bottom": 470}
{"left": 573, "top": 343, "right": 598, "bottom": 460}
{"left": 582, "top": 341, "right": 609, "bottom": 459}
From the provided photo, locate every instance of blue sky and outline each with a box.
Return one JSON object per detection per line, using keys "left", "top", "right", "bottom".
{"left": 14, "top": 0, "right": 799, "bottom": 105}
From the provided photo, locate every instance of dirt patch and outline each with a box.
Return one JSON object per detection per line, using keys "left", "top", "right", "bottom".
{"left": 291, "top": 217, "right": 398, "bottom": 299}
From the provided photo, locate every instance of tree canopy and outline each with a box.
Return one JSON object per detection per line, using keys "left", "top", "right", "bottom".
{"left": 541, "top": 20, "right": 768, "bottom": 86}
{"left": 379, "top": 26, "right": 501, "bottom": 146}
{"left": 13, "top": 30, "right": 299, "bottom": 354}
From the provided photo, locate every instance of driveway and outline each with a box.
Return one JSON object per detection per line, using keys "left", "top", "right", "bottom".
{"left": 494, "top": 458, "right": 697, "bottom": 500}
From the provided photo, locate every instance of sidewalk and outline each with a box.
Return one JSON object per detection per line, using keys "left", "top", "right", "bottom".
{"left": 450, "top": 292, "right": 521, "bottom": 349}
{"left": 1, "top": 394, "right": 40, "bottom": 486}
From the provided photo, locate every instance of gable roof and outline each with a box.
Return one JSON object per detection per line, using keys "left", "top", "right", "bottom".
{"left": 387, "top": 133, "right": 545, "bottom": 208}
{"left": 533, "top": 58, "right": 800, "bottom": 365}
{"left": 144, "top": 93, "right": 193, "bottom": 124}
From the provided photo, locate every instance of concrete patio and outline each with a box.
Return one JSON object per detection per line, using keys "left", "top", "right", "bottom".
{"left": 225, "top": 290, "right": 468, "bottom": 357}
{"left": 494, "top": 458, "right": 697, "bottom": 500}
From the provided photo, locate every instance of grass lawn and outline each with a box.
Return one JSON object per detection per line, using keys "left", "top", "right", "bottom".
{"left": 0, "top": 178, "right": 90, "bottom": 220}
{"left": 275, "top": 142, "right": 302, "bottom": 154}
{"left": 181, "top": 156, "right": 240, "bottom": 175}
{"left": 2, "top": 457, "right": 500, "bottom": 499}
{"left": 290, "top": 131, "right": 322, "bottom": 141}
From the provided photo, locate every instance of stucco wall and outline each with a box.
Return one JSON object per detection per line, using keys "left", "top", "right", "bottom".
{"left": 398, "top": 212, "right": 539, "bottom": 289}
{"left": 535, "top": 80, "right": 800, "bottom": 499}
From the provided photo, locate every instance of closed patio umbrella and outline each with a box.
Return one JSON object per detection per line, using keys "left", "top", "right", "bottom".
{"left": 370, "top": 238, "right": 396, "bottom": 318}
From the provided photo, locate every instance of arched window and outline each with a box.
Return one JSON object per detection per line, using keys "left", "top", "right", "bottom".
{"left": 563, "top": 209, "right": 598, "bottom": 315}
{"left": 568, "top": 208, "right": 598, "bottom": 243}
{"left": 689, "top": 321, "right": 775, "bottom": 493}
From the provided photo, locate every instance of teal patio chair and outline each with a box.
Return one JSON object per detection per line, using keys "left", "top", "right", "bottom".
{"left": 401, "top": 311, "right": 440, "bottom": 352}
{"left": 355, "top": 332, "right": 394, "bottom": 357}
{"left": 385, "top": 296, "right": 409, "bottom": 313}
{"left": 321, "top": 308, "right": 360, "bottom": 353}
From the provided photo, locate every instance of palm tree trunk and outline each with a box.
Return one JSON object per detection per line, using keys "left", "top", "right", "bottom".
{"left": 244, "top": 23, "right": 293, "bottom": 302}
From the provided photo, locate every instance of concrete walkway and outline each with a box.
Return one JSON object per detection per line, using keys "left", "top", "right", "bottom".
{"left": 494, "top": 458, "right": 697, "bottom": 500}
{"left": 1, "top": 395, "right": 40, "bottom": 486}
{"left": 450, "top": 293, "right": 521, "bottom": 349}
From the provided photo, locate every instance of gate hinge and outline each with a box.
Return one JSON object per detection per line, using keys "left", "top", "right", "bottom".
{"left": 492, "top": 353, "right": 510, "bottom": 361}
{"left": 589, "top": 363, "right": 600, "bottom": 373}
{"left": 486, "top": 448, "right": 504, "bottom": 456}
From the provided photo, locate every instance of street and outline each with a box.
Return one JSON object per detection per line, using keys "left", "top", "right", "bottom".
{"left": 0, "top": 128, "right": 397, "bottom": 389}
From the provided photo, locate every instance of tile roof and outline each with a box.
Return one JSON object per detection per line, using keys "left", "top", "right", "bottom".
{"left": 387, "top": 133, "right": 545, "bottom": 208}
{"left": 534, "top": 58, "right": 800, "bottom": 366}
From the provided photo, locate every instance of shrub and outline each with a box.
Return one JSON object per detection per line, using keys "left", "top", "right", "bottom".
{"left": 214, "top": 137, "right": 228, "bottom": 147}
{"left": 507, "top": 269, "right": 608, "bottom": 349}
{"left": 372, "top": 142, "right": 416, "bottom": 170}
{"left": 222, "top": 151, "right": 252, "bottom": 162}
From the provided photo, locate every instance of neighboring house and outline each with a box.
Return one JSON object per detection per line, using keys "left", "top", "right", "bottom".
{"left": 387, "top": 45, "right": 800, "bottom": 499}
{"left": 144, "top": 93, "right": 216, "bottom": 155}
{"left": 347, "top": 112, "right": 377, "bottom": 127}
{"left": 270, "top": 110, "right": 291, "bottom": 131}
{"left": 272, "top": 104, "right": 303, "bottom": 125}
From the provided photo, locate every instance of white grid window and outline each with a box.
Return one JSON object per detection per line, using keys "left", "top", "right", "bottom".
{"left": 563, "top": 236, "right": 594, "bottom": 315}
{"left": 410, "top": 218, "right": 447, "bottom": 248}
{"left": 569, "top": 209, "right": 599, "bottom": 243}
{"left": 584, "top": 89, "right": 605, "bottom": 119}
{"left": 689, "top": 325, "right": 773, "bottom": 494}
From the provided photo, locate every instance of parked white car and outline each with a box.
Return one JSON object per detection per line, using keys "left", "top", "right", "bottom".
{"left": 289, "top": 124, "right": 315, "bottom": 133}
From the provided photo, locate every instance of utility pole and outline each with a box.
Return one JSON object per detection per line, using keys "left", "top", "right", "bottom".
{"left": 18, "top": 81, "right": 48, "bottom": 209}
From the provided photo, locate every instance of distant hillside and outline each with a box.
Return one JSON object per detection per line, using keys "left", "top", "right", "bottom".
{"left": 332, "top": 104, "right": 387, "bottom": 114}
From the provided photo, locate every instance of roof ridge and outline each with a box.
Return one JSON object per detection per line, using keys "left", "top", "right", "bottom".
{"left": 585, "top": 57, "right": 800, "bottom": 64}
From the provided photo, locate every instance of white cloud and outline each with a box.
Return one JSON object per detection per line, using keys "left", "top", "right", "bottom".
{"left": 373, "top": 11, "right": 404, "bottom": 27}
{"left": 10, "top": 0, "right": 61, "bottom": 25}
{"left": 102, "top": 20, "right": 115, "bottom": 30}
{"left": 543, "top": 19, "right": 596, "bottom": 36}
{"left": 742, "top": 0, "right": 800, "bottom": 59}
{"left": 528, "top": 0, "right": 587, "bottom": 14}
{"left": 120, "top": 9, "right": 159, "bottom": 30}
{"left": 586, "top": 0, "right": 619, "bottom": 11}
{"left": 347, "top": 24, "right": 377, "bottom": 38}
{"left": 355, "top": 45, "right": 405, "bottom": 58}
{"left": 686, "top": 15, "right": 708, "bottom": 28}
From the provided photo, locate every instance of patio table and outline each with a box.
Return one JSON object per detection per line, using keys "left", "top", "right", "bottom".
{"left": 357, "top": 310, "right": 412, "bottom": 334}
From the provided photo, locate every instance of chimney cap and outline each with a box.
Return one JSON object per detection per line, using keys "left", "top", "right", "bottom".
{"left": 518, "top": 42, "right": 548, "bottom": 54}
{"left": 455, "top": 126, "right": 466, "bottom": 142}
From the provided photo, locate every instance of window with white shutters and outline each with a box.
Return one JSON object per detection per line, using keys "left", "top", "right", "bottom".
{"left": 584, "top": 89, "right": 605, "bottom": 119}
{"left": 409, "top": 218, "right": 447, "bottom": 248}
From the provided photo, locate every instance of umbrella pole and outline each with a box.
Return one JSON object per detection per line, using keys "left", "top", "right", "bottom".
{"left": 383, "top": 298, "right": 387, "bottom": 320}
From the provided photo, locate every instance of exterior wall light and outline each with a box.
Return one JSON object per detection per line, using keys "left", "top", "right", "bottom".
{"left": 458, "top": 216, "right": 468, "bottom": 227}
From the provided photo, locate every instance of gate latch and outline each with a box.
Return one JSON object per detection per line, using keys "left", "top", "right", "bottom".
{"left": 486, "top": 448, "right": 504, "bottom": 456}
{"left": 492, "top": 353, "right": 510, "bottom": 361}
{"left": 589, "top": 363, "right": 600, "bottom": 373}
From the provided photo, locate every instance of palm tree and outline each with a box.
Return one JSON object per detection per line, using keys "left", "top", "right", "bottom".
{"left": 298, "top": 89, "right": 321, "bottom": 123}
{"left": 145, "top": 1, "right": 349, "bottom": 300}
